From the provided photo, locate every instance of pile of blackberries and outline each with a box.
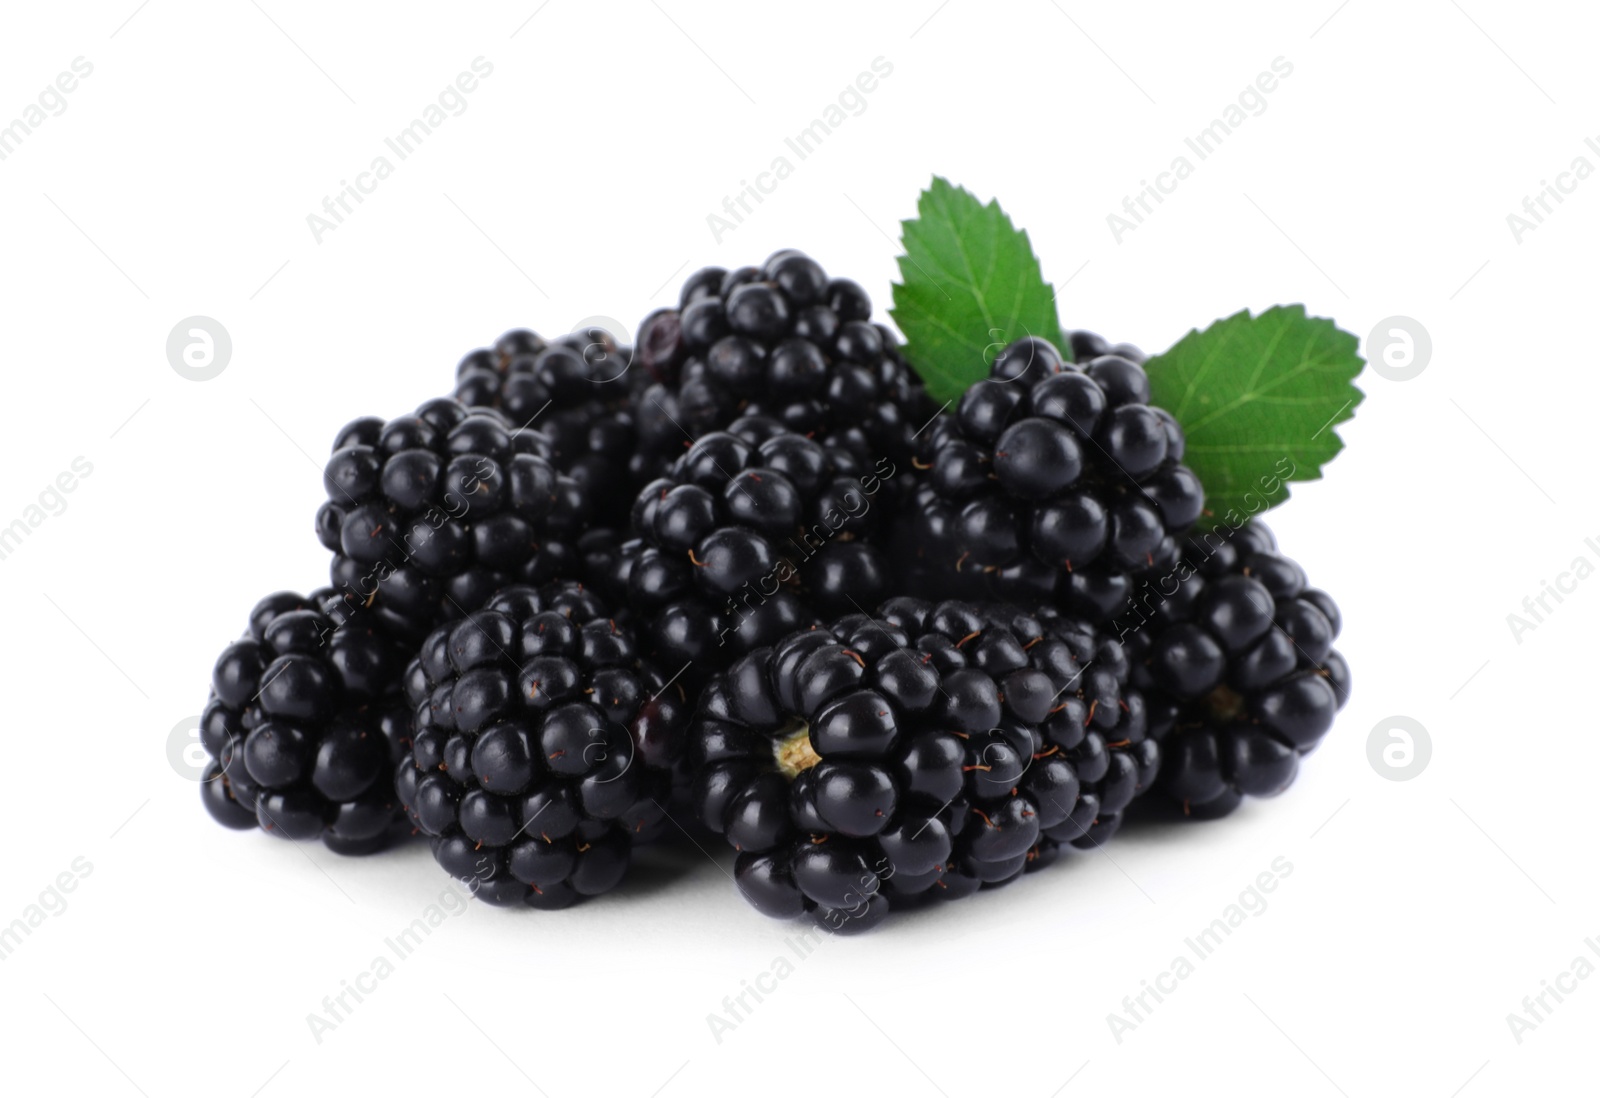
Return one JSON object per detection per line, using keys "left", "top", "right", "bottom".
{"left": 197, "top": 250, "right": 1349, "bottom": 933}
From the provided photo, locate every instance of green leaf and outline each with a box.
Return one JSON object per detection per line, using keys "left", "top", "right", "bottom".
{"left": 1144, "top": 305, "right": 1364, "bottom": 530}
{"left": 891, "top": 177, "right": 1063, "bottom": 407}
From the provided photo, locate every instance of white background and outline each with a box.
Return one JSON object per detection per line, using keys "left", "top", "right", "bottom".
{"left": 0, "top": 1, "right": 1593, "bottom": 1095}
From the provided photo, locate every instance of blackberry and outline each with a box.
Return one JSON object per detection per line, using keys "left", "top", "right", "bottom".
{"left": 200, "top": 590, "right": 412, "bottom": 853}
{"left": 394, "top": 582, "right": 688, "bottom": 907}
{"left": 632, "top": 251, "right": 935, "bottom": 472}
{"left": 901, "top": 333, "right": 1204, "bottom": 623}
{"left": 316, "top": 398, "right": 588, "bottom": 643}
{"left": 454, "top": 327, "right": 641, "bottom": 526}
{"left": 1119, "top": 522, "right": 1349, "bottom": 818}
{"left": 619, "top": 415, "right": 900, "bottom": 683}
{"left": 687, "top": 597, "right": 1152, "bottom": 933}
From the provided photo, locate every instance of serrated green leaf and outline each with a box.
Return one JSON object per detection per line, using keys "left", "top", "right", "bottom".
{"left": 890, "top": 177, "right": 1063, "bottom": 407}
{"left": 1144, "top": 305, "right": 1364, "bottom": 529}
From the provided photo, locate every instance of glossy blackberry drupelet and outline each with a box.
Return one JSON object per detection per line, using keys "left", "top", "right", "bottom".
{"left": 395, "top": 583, "right": 689, "bottom": 908}
{"left": 200, "top": 590, "right": 412, "bottom": 854}
{"left": 1065, "top": 327, "right": 1151, "bottom": 367}
{"left": 454, "top": 327, "right": 641, "bottom": 526}
{"left": 687, "top": 597, "right": 1153, "bottom": 933}
{"left": 1119, "top": 522, "right": 1349, "bottom": 819}
{"left": 316, "top": 398, "right": 589, "bottom": 644}
{"left": 632, "top": 251, "right": 936, "bottom": 473}
{"left": 900, "top": 332, "right": 1204, "bottom": 624}
{"left": 573, "top": 526, "right": 635, "bottom": 608}
{"left": 617, "top": 414, "right": 901, "bottom": 684}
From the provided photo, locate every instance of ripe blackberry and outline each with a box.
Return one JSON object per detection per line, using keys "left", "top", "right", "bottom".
{"left": 901, "top": 333, "right": 1204, "bottom": 623}
{"left": 632, "top": 251, "right": 935, "bottom": 472}
{"left": 620, "top": 415, "right": 900, "bottom": 682}
{"left": 1119, "top": 522, "right": 1349, "bottom": 818}
{"left": 394, "top": 582, "right": 688, "bottom": 908}
{"left": 687, "top": 597, "right": 1152, "bottom": 933}
{"left": 200, "top": 590, "right": 412, "bottom": 853}
{"left": 454, "top": 327, "right": 641, "bottom": 525}
{"left": 316, "top": 398, "right": 589, "bottom": 644}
